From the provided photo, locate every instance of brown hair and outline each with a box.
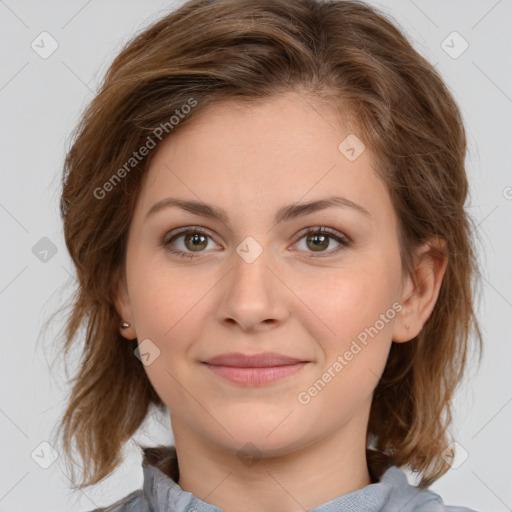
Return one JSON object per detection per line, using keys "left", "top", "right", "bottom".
{"left": 49, "top": 0, "right": 483, "bottom": 491}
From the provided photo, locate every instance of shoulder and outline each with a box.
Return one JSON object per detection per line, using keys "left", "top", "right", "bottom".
{"left": 380, "top": 466, "right": 479, "bottom": 512}
{"left": 409, "top": 496, "right": 479, "bottom": 512}
{"left": 408, "top": 497, "right": 479, "bottom": 512}
{"left": 85, "top": 489, "right": 148, "bottom": 512}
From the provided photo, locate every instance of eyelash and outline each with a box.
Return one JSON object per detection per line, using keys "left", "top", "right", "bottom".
{"left": 162, "top": 226, "right": 351, "bottom": 260}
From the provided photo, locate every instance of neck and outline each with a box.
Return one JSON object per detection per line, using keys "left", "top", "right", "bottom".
{"left": 173, "top": 421, "right": 372, "bottom": 512}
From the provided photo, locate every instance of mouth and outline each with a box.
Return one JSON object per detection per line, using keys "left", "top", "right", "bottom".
{"left": 201, "top": 352, "right": 310, "bottom": 386}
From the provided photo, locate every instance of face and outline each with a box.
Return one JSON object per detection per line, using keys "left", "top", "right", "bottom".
{"left": 114, "top": 92, "right": 416, "bottom": 458}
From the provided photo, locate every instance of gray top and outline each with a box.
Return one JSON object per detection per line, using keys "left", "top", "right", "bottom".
{"left": 88, "top": 445, "right": 478, "bottom": 512}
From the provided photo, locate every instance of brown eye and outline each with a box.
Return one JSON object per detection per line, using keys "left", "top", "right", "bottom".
{"left": 294, "top": 227, "right": 351, "bottom": 258}
{"left": 183, "top": 232, "right": 208, "bottom": 252}
{"left": 163, "top": 227, "right": 218, "bottom": 259}
{"left": 305, "top": 233, "right": 330, "bottom": 252}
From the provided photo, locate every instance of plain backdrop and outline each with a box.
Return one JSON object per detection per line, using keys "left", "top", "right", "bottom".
{"left": 0, "top": 1, "right": 511, "bottom": 511}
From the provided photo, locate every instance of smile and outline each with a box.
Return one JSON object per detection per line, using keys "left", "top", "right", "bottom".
{"left": 202, "top": 362, "right": 309, "bottom": 386}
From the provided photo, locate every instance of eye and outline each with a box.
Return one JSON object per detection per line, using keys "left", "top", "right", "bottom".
{"left": 162, "top": 227, "right": 220, "bottom": 259}
{"left": 162, "top": 226, "right": 351, "bottom": 260}
{"left": 292, "top": 227, "right": 351, "bottom": 258}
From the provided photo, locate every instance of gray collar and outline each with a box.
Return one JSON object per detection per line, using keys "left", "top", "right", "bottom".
{"left": 140, "top": 445, "right": 435, "bottom": 512}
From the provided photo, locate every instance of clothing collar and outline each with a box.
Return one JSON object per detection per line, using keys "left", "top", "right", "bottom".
{"left": 140, "top": 445, "right": 413, "bottom": 512}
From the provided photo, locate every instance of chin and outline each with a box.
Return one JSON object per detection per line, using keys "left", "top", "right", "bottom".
{"left": 209, "top": 416, "right": 306, "bottom": 454}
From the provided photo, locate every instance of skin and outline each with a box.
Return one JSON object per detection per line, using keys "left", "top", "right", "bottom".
{"left": 114, "top": 91, "right": 447, "bottom": 512}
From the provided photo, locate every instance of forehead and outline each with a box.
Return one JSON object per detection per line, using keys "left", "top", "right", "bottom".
{"left": 136, "top": 92, "right": 393, "bottom": 226}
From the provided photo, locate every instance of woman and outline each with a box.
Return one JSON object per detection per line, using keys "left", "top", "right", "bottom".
{"left": 54, "top": 0, "right": 483, "bottom": 510}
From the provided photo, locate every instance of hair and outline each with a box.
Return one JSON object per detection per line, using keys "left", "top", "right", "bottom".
{"left": 50, "top": 0, "right": 483, "bottom": 491}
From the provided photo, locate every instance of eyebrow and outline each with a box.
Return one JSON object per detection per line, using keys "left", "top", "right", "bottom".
{"left": 145, "top": 195, "right": 371, "bottom": 225}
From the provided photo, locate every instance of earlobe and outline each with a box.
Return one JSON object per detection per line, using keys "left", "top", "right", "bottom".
{"left": 112, "top": 266, "right": 137, "bottom": 340}
{"left": 392, "top": 304, "right": 412, "bottom": 344}
{"left": 392, "top": 237, "right": 448, "bottom": 344}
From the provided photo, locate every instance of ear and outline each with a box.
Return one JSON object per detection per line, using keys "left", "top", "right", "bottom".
{"left": 392, "top": 237, "right": 448, "bottom": 343}
{"left": 112, "top": 265, "right": 137, "bottom": 340}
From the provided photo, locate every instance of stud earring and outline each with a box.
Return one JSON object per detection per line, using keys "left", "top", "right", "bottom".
{"left": 121, "top": 322, "right": 131, "bottom": 329}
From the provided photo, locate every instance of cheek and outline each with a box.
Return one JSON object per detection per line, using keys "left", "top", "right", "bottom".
{"left": 128, "top": 251, "right": 211, "bottom": 337}
{"left": 295, "top": 263, "right": 398, "bottom": 409}
{"left": 128, "top": 266, "right": 209, "bottom": 403}
{"left": 295, "top": 258, "right": 399, "bottom": 341}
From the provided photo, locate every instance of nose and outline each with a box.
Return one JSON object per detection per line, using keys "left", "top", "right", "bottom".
{"left": 215, "top": 243, "right": 290, "bottom": 332}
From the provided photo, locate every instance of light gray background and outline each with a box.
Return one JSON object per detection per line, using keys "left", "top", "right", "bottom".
{"left": 0, "top": 1, "right": 511, "bottom": 511}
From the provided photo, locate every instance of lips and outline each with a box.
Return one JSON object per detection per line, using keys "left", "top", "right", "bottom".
{"left": 203, "top": 352, "right": 307, "bottom": 367}
{"left": 202, "top": 352, "right": 310, "bottom": 386}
